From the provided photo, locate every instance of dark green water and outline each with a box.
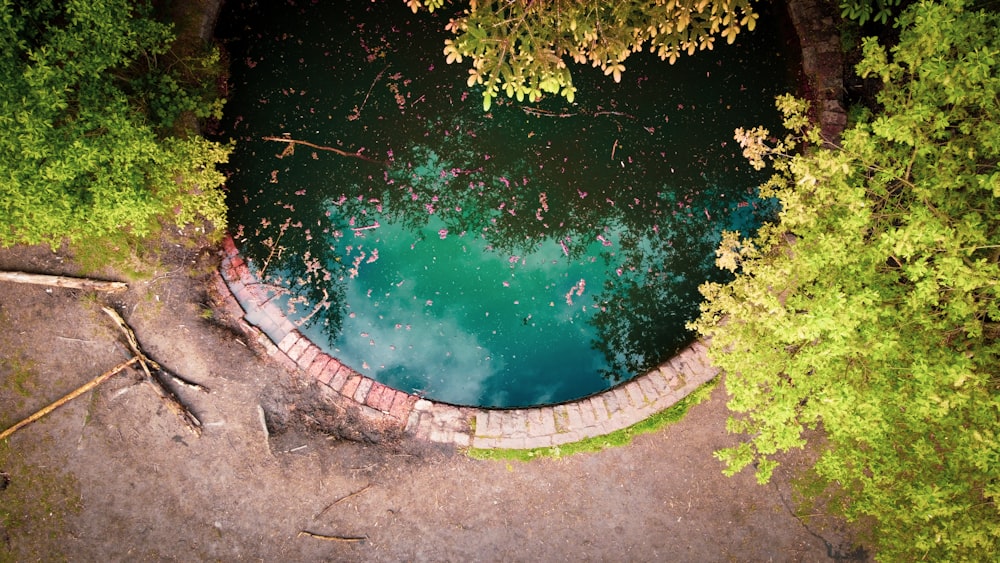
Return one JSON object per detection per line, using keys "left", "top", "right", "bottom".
{"left": 215, "top": 1, "right": 798, "bottom": 407}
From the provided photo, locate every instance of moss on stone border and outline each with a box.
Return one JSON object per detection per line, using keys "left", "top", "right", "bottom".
{"left": 467, "top": 378, "right": 718, "bottom": 461}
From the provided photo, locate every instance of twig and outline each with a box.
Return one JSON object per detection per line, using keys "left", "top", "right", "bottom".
{"left": 297, "top": 531, "right": 367, "bottom": 543}
{"left": 358, "top": 65, "right": 389, "bottom": 116}
{"left": 0, "top": 271, "right": 127, "bottom": 292}
{"left": 56, "top": 336, "right": 96, "bottom": 344}
{"left": 593, "top": 110, "right": 637, "bottom": 119}
{"left": 521, "top": 107, "right": 637, "bottom": 120}
{"left": 522, "top": 107, "right": 577, "bottom": 118}
{"left": 262, "top": 136, "right": 385, "bottom": 165}
{"left": 0, "top": 357, "right": 140, "bottom": 441}
{"left": 314, "top": 484, "right": 372, "bottom": 519}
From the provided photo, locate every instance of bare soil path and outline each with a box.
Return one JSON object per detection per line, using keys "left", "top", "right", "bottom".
{"left": 0, "top": 242, "right": 862, "bottom": 561}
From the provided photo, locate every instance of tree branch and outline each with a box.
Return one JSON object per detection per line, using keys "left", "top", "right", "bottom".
{"left": 0, "top": 271, "right": 127, "bottom": 293}
{"left": 0, "top": 357, "right": 140, "bottom": 442}
{"left": 262, "top": 136, "right": 385, "bottom": 165}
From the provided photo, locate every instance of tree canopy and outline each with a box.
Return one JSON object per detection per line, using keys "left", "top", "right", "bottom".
{"left": 691, "top": 0, "right": 1000, "bottom": 558}
{"left": 0, "top": 0, "right": 230, "bottom": 249}
{"left": 408, "top": 0, "right": 758, "bottom": 110}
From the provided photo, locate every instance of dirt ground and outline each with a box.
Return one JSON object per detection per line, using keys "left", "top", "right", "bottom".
{"left": 0, "top": 240, "right": 865, "bottom": 562}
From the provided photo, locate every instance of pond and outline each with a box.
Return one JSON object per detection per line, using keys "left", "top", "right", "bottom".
{"left": 214, "top": 1, "right": 799, "bottom": 407}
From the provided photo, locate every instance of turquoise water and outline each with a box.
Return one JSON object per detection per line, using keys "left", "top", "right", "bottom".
{"left": 215, "top": 2, "right": 798, "bottom": 407}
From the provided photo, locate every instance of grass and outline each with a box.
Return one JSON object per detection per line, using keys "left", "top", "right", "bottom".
{"left": 467, "top": 378, "right": 718, "bottom": 462}
{"left": 0, "top": 440, "right": 83, "bottom": 563}
{"left": 0, "top": 309, "right": 40, "bottom": 421}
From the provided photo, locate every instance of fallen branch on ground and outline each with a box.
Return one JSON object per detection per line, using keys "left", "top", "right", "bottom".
{"left": 0, "top": 357, "right": 140, "bottom": 441}
{"left": 297, "top": 531, "right": 367, "bottom": 543}
{"left": 262, "top": 136, "right": 385, "bottom": 165}
{"left": 102, "top": 307, "right": 208, "bottom": 436}
{"left": 0, "top": 271, "right": 127, "bottom": 292}
{"left": 313, "top": 484, "right": 372, "bottom": 520}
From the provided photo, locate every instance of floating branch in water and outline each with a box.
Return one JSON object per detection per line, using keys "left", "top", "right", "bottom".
{"left": 358, "top": 64, "right": 389, "bottom": 117}
{"left": 522, "top": 107, "right": 637, "bottom": 120}
{"left": 262, "top": 136, "right": 386, "bottom": 165}
{"left": 351, "top": 222, "right": 381, "bottom": 233}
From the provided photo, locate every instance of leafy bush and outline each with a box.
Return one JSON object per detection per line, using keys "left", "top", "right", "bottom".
{"left": 692, "top": 0, "right": 1000, "bottom": 558}
{"left": 0, "top": 0, "right": 230, "bottom": 249}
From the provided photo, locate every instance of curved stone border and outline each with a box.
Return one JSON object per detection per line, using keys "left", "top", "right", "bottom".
{"left": 213, "top": 235, "right": 719, "bottom": 449}
{"left": 205, "top": 0, "right": 845, "bottom": 451}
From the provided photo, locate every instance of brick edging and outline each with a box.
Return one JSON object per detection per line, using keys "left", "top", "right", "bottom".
{"left": 208, "top": 1, "right": 846, "bottom": 450}
{"left": 214, "top": 235, "right": 720, "bottom": 449}
{"left": 215, "top": 236, "right": 419, "bottom": 426}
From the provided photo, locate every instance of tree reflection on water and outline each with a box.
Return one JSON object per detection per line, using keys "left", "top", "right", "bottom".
{"left": 215, "top": 0, "right": 791, "bottom": 405}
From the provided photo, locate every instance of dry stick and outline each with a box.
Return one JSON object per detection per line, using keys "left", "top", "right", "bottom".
{"left": 0, "top": 271, "right": 127, "bottom": 292}
{"left": 297, "top": 531, "right": 367, "bottom": 543}
{"left": 101, "top": 307, "right": 204, "bottom": 436}
{"left": 313, "top": 484, "right": 372, "bottom": 520}
{"left": 0, "top": 357, "right": 140, "bottom": 441}
{"left": 593, "top": 110, "right": 637, "bottom": 119}
{"left": 262, "top": 136, "right": 385, "bottom": 165}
